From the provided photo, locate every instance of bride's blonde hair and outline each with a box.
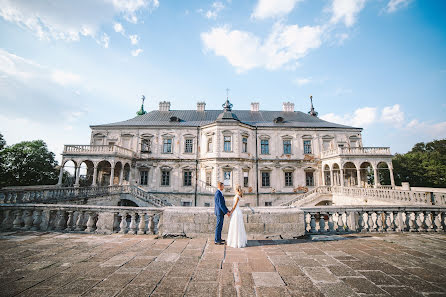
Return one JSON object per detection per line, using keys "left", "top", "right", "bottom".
{"left": 235, "top": 185, "right": 243, "bottom": 197}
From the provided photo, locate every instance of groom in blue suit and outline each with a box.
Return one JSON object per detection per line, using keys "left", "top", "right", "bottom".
{"left": 214, "top": 182, "right": 231, "bottom": 244}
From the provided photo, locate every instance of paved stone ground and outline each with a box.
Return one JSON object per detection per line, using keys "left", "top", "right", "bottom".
{"left": 0, "top": 232, "right": 445, "bottom": 297}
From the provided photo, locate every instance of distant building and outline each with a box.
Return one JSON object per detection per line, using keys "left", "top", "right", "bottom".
{"left": 60, "top": 96, "right": 394, "bottom": 206}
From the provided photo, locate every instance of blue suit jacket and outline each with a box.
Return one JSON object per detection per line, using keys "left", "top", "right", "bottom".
{"left": 214, "top": 190, "right": 229, "bottom": 216}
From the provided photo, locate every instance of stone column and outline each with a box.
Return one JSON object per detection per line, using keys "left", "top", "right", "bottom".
{"left": 57, "top": 165, "right": 64, "bottom": 186}
{"left": 340, "top": 169, "right": 344, "bottom": 187}
{"left": 330, "top": 170, "right": 334, "bottom": 187}
{"left": 110, "top": 164, "right": 115, "bottom": 186}
{"left": 119, "top": 165, "right": 124, "bottom": 185}
{"left": 74, "top": 165, "right": 81, "bottom": 187}
{"left": 373, "top": 167, "right": 378, "bottom": 188}
{"left": 321, "top": 169, "right": 326, "bottom": 186}
{"left": 356, "top": 168, "right": 361, "bottom": 187}
{"left": 389, "top": 166, "right": 395, "bottom": 188}
{"left": 92, "top": 163, "right": 98, "bottom": 187}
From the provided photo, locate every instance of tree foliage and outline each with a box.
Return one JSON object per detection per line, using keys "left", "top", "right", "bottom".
{"left": 393, "top": 139, "right": 446, "bottom": 188}
{"left": 0, "top": 137, "right": 60, "bottom": 188}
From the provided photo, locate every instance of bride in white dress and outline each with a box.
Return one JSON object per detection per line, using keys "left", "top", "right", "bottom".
{"left": 227, "top": 185, "right": 247, "bottom": 248}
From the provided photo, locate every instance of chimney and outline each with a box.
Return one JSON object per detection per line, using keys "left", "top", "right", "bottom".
{"left": 251, "top": 102, "right": 260, "bottom": 112}
{"left": 159, "top": 101, "right": 171, "bottom": 112}
{"left": 197, "top": 102, "right": 206, "bottom": 112}
{"left": 282, "top": 102, "right": 295, "bottom": 112}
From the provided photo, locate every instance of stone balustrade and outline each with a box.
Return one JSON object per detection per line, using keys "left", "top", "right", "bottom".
{"left": 63, "top": 145, "right": 134, "bottom": 158}
{"left": 321, "top": 147, "right": 391, "bottom": 158}
{"left": 302, "top": 206, "right": 446, "bottom": 234}
{"left": 281, "top": 186, "right": 332, "bottom": 207}
{"left": 0, "top": 204, "right": 161, "bottom": 235}
{"left": 0, "top": 185, "right": 129, "bottom": 204}
{"left": 130, "top": 186, "right": 172, "bottom": 207}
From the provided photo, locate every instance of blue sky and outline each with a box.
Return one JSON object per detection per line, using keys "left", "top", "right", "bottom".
{"left": 0, "top": 0, "right": 445, "bottom": 163}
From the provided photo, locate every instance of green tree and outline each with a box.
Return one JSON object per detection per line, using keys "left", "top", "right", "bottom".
{"left": 0, "top": 133, "right": 5, "bottom": 150}
{"left": 0, "top": 140, "right": 59, "bottom": 188}
{"left": 393, "top": 139, "right": 446, "bottom": 188}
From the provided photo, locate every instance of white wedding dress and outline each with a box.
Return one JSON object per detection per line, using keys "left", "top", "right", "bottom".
{"left": 226, "top": 194, "right": 247, "bottom": 248}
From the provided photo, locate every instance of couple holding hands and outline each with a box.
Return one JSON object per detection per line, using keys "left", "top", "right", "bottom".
{"left": 214, "top": 182, "right": 247, "bottom": 248}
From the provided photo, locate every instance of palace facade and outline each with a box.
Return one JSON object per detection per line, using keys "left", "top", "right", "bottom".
{"left": 59, "top": 97, "right": 394, "bottom": 206}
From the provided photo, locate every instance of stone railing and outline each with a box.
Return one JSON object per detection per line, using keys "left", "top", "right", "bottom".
{"left": 331, "top": 186, "right": 443, "bottom": 205}
{"left": 321, "top": 147, "right": 391, "bottom": 158}
{"left": 0, "top": 185, "right": 127, "bottom": 204}
{"left": 63, "top": 145, "right": 134, "bottom": 158}
{"left": 302, "top": 206, "right": 446, "bottom": 234}
{"left": 197, "top": 180, "right": 217, "bottom": 194}
{"left": 129, "top": 186, "right": 172, "bottom": 207}
{"left": 0, "top": 204, "right": 162, "bottom": 235}
{"left": 281, "top": 186, "right": 332, "bottom": 207}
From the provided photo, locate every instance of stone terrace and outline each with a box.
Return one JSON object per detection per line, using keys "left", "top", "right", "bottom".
{"left": 0, "top": 232, "right": 445, "bottom": 297}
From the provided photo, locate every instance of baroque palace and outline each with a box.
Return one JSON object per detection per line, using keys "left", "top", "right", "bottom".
{"left": 59, "top": 96, "right": 394, "bottom": 207}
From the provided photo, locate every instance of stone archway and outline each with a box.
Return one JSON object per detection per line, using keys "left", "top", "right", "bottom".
{"left": 123, "top": 163, "right": 131, "bottom": 185}
{"left": 359, "top": 162, "right": 374, "bottom": 188}
{"left": 96, "top": 160, "right": 112, "bottom": 186}
{"left": 112, "top": 161, "right": 123, "bottom": 185}
{"left": 332, "top": 163, "right": 341, "bottom": 186}
{"left": 78, "top": 160, "right": 94, "bottom": 187}
{"left": 323, "top": 164, "right": 331, "bottom": 186}
{"left": 59, "top": 159, "right": 77, "bottom": 187}
{"left": 377, "top": 162, "right": 391, "bottom": 186}
{"left": 343, "top": 162, "right": 357, "bottom": 187}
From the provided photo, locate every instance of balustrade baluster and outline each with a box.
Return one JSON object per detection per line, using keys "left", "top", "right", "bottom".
{"left": 137, "top": 213, "right": 146, "bottom": 235}
{"left": 119, "top": 212, "right": 128, "bottom": 234}
{"left": 384, "top": 211, "right": 393, "bottom": 231}
{"left": 318, "top": 213, "right": 326, "bottom": 234}
{"left": 433, "top": 211, "right": 442, "bottom": 232}
{"left": 441, "top": 212, "right": 446, "bottom": 231}
{"left": 1, "top": 210, "right": 12, "bottom": 230}
{"left": 31, "top": 210, "right": 42, "bottom": 231}
{"left": 85, "top": 212, "right": 96, "bottom": 232}
{"left": 55, "top": 210, "right": 67, "bottom": 230}
{"left": 424, "top": 211, "right": 434, "bottom": 232}
{"left": 113, "top": 213, "right": 120, "bottom": 233}
{"left": 327, "top": 212, "right": 335, "bottom": 233}
{"left": 23, "top": 210, "right": 34, "bottom": 230}
{"left": 376, "top": 211, "right": 384, "bottom": 232}
{"left": 337, "top": 212, "right": 345, "bottom": 233}
{"left": 12, "top": 210, "right": 23, "bottom": 229}
{"left": 415, "top": 211, "right": 425, "bottom": 232}
{"left": 358, "top": 211, "right": 366, "bottom": 232}
{"left": 407, "top": 212, "right": 416, "bottom": 232}
{"left": 367, "top": 211, "right": 376, "bottom": 232}
{"left": 148, "top": 215, "right": 156, "bottom": 235}
{"left": 65, "top": 211, "right": 74, "bottom": 231}
{"left": 75, "top": 211, "right": 86, "bottom": 231}
{"left": 393, "top": 211, "right": 403, "bottom": 232}
{"left": 309, "top": 213, "right": 317, "bottom": 234}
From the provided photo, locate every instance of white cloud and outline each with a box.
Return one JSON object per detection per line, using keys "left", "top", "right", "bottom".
{"left": 329, "top": 0, "right": 366, "bottom": 27}
{"left": 129, "top": 34, "right": 139, "bottom": 45}
{"left": 385, "top": 0, "right": 410, "bottom": 13}
{"left": 0, "top": 0, "right": 158, "bottom": 46}
{"left": 201, "top": 22, "right": 322, "bottom": 72}
{"left": 51, "top": 70, "right": 81, "bottom": 86}
{"left": 0, "top": 48, "right": 81, "bottom": 86}
{"left": 199, "top": 2, "right": 225, "bottom": 20}
{"left": 406, "top": 119, "right": 446, "bottom": 138}
{"left": 114, "top": 22, "right": 125, "bottom": 34}
{"left": 252, "top": 0, "right": 302, "bottom": 19}
{"left": 321, "top": 107, "right": 377, "bottom": 127}
{"left": 381, "top": 104, "right": 404, "bottom": 127}
{"left": 294, "top": 77, "right": 312, "bottom": 86}
{"left": 131, "top": 48, "right": 143, "bottom": 56}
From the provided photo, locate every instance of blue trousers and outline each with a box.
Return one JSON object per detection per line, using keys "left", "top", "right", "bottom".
{"left": 215, "top": 214, "right": 224, "bottom": 243}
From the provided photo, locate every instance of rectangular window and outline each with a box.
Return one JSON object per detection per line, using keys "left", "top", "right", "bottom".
{"left": 223, "top": 171, "right": 231, "bottom": 186}
{"left": 163, "top": 138, "right": 172, "bottom": 153}
{"left": 261, "top": 139, "right": 269, "bottom": 154}
{"left": 224, "top": 136, "right": 231, "bottom": 152}
{"left": 181, "top": 201, "right": 192, "bottom": 207}
{"left": 243, "top": 170, "right": 249, "bottom": 187}
{"left": 283, "top": 140, "right": 291, "bottom": 154}
{"left": 322, "top": 140, "right": 331, "bottom": 151}
{"left": 206, "top": 171, "right": 212, "bottom": 186}
{"left": 140, "top": 170, "right": 148, "bottom": 185}
{"left": 306, "top": 172, "right": 314, "bottom": 187}
{"left": 183, "top": 170, "right": 192, "bottom": 186}
{"left": 242, "top": 137, "right": 248, "bottom": 153}
{"left": 285, "top": 172, "right": 293, "bottom": 187}
{"left": 185, "top": 139, "right": 193, "bottom": 153}
{"left": 261, "top": 171, "right": 270, "bottom": 187}
{"left": 161, "top": 170, "right": 170, "bottom": 186}
{"left": 303, "top": 140, "right": 312, "bottom": 154}
{"left": 265, "top": 202, "right": 272, "bottom": 207}
{"left": 141, "top": 139, "right": 151, "bottom": 153}
{"left": 207, "top": 138, "right": 213, "bottom": 152}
